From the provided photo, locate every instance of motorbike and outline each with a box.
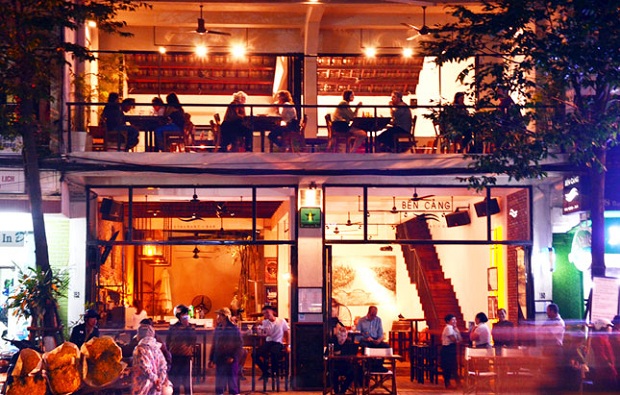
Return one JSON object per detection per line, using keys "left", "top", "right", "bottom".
{"left": 0, "top": 330, "right": 40, "bottom": 394}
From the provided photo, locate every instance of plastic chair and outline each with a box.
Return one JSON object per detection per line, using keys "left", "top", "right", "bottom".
{"left": 363, "top": 347, "right": 396, "bottom": 394}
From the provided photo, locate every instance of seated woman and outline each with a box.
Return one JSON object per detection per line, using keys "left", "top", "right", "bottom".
{"left": 154, "top": 92, "right": 185, "bottom": 152}
{"left": 219, "top": 91, "right": 252, "bottom": 152}
{"left": 332, "top": 90, "right": 366, "bottom": 153}
{"left": 267, "top": 90, "right": 299, "bottom": 151}
{"left": 101, "top": 92, "right": 139, "bottom": 151}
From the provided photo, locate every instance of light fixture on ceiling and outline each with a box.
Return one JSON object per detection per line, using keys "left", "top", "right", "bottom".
{"left": 192, "top": 246, "right": 200, "bottom": 259}
{"left": 139, "top": 196, "right": 171, "bottom": 266}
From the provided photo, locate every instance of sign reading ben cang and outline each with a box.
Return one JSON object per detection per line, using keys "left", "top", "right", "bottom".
{"left": 0, "top": 231, "right": 26, "bottom": 246}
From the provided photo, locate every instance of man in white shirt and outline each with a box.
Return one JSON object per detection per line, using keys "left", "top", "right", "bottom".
{"left": 254, "top": 305, "right": 289, "bottom": 380}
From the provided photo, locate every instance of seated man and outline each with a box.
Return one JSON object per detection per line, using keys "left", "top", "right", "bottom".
{"left": 357, "top": 305, "right": 390, "bottom": 372}
{"left": 327, "top": 321, "right": 359, "bottom": 395}
{"left": 102, "top": 93, "right": 139, "bottom": 151}
{"left": 253, "top": 305, "right": 289, "bottom": 380}
{"left": 376, "top": 91, "right": 412, "bottom": 152}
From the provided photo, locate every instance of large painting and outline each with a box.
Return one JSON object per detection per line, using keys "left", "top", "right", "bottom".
{"left": 332, "top": 256, "right": 396, "bottom": 306}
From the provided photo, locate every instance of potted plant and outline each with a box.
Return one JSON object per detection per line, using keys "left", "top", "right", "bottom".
{"left": 5, "top": 267, "right": 68, "bottom": 346}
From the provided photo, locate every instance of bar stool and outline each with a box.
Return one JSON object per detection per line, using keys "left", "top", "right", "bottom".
{"left": 262, "top": 344, "right": 290, "bottom": 392}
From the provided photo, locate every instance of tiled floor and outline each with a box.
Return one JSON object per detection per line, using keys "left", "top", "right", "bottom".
{"left": 191, "top": 362, "right": 460, "bottom": 394}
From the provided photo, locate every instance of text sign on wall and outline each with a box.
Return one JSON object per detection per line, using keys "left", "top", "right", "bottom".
{"left": 0, "top": 231, "right": 26, "bottom": 247}
{"left": 591, "top": 276, "right": 620, "bottom": 323}
{"left": 398, "top": 198, "right": 452, "bottom": 212}
{"left": 0, "top": 170, "right": 24, "bottom": 194}
{"left": 563, "top": 175, "right": 588, "bottom": 214}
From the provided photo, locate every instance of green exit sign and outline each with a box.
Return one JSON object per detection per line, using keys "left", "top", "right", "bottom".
{"left": 299, "top": 207, "right": 322, "bottom": 228}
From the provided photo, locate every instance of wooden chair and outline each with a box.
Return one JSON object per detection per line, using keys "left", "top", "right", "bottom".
{"left": 88, "top": 125, "right": 106, "bottom": 151}
{"left": 464, "top": 347, "right": 497, "bottom": 394}
{"left": 104, "top": 127, "right": 128, "bottom": 151}
{"left": 283, "top": 113, "right": 307, "bottom": 153}
{"left": 393, "top": 115, "right": 418, "bottom": 153}
{"left": 326, "top": 114, "right": 352, "bottom": 153}
{"left": 363, "top": 347, "right": 396, "bottom": 395}
{"left": 164, "top": 130, "right": 185, "bottom": 152}
{"left": 212, "top": 113, "right": 222, "bottom": 151}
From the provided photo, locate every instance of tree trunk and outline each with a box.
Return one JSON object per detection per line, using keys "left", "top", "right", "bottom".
{"left": 589, "top": 149, "right": 606, "bottom": 278}
{"left": 21, "top": 100, "right": 52, "bottom": 275}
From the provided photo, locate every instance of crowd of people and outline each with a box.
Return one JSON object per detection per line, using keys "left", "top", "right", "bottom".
{"left": 439, "top": 303, "right": 620, "bottom": 392}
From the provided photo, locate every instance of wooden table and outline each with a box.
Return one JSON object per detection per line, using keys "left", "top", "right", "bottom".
{"left": 323, "top": 353, "right": 401, "bottom": 395}
{"left": 251, "top": 115, "right": 282, "bottom": 152}
{"left": 351, "top": 117, "right": 391, "bottom": 152}
{"left": 125, "top": 115, "right": 166, "bottom": 152}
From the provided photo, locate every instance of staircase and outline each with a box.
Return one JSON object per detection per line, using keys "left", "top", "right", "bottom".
{"left": 396, "top": 217, "right": 463, "bottom": 333}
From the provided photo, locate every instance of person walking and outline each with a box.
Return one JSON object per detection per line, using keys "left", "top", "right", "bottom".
{"left": 166, "top": 305, "right": 196, "bottom": 395}
{"left": 132, "top": 324, "right": 170, "bottom": 395}
{"left": 208, "top": 307, "right": 243, "bottom": 395}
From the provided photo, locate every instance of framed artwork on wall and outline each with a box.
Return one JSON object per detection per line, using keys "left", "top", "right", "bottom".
{"left": 487, "top": 267, "right": 498, "bottom": 291}
{"left": 265, "top": 258, "right": 278, "bottom": 283}
{"left": 488, "top": 296, "right": 498, "bottom": 319}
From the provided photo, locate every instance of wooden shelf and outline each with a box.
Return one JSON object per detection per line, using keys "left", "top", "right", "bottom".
{"left": 317, "top": 55, "right": 424, "bottom": 96}
{"left": 126, "top": 53, "right": 276, "bottom": 95}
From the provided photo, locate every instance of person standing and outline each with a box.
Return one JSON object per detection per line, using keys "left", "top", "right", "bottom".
{"left": 332, "top": 90, "right": 367, "bottom": 153}
{"left": 440, "top": 314, "right": 462, "bottom": 389}
{"left": 253, "top": 305, "right": 289, "bottom": 380}
{"left": 376, "top": 91, "right": 412, "bottom": 152}
{"left": 166, "top": 305, "right": 196, "bottom": 395}
{"left": 132, "top": 324, "right": 169, "bottom": 395}
{"left": 588, "top": 319, "right": 617, "bottom": 391}
{"left": 70, "top": 309, "right": 100, "bottom": 348}
{"left": 208, "top": 308, "right": 243, "bottom": 395}
{"left": 611, "top": 315, "right": 620, "bottom": 391}
{"left": 492, "top": 308, "right": 514, "bottom": 353}
{"left": 469, "top": 312, "right": 491, "bottom": 348}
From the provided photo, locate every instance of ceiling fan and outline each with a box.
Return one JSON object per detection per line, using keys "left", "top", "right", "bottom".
{"left": 411, "top": 188, "right": 434, "bottom": 202}
{"left": 390, "top": 196, "right": 399, "bottom": 214}
{"left": 195, "top": 5, "right": 231, "bottom": 36}
{"left": 344, "top": 211, "right": 362, "bottom": 227}
{"left": 180, "top": 188, "right": 204, "bottom": 222}
{"left": 401, "top": 6, "right": 439, "bottom": 41}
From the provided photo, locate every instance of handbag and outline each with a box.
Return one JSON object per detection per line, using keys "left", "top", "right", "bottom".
{"left": 162, "top": 379, "right": 173, "bottom": 395}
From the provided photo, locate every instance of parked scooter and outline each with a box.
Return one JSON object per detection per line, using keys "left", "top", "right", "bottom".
{"left": 0, "top": 330, "right": 40, "bottom": 394}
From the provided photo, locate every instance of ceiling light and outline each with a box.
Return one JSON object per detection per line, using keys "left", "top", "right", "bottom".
{"left": 158, "top": 46, "right": 167, "bottom": 54}
{"left": 87, "top": 20, "right": 97, "bottom": 28}
{"left": 230, "top": 44, "right": 246, "bottom": 59}
{"left": 195, "top": 45, "right": 208, "bottom": 57}
{"left": 364, "top": 47, "right": 377, "bottom": 58}
{"left": 402, "top": 48, "right": 413, "bottom": 58}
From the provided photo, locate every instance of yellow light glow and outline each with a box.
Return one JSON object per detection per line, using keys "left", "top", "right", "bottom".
{"left": 402, "top": 48, "right": 413, "bottom": 58}
{"left": 159, "top": 46, "right": 167, "bottom": 54}
{"left": 87, "top": 20, "right": 97, "bottom": 28}
{"left": 144, "top": 245, "right": 157, "bottom": 257}
{"left": 195, "top": 45, "right": 208, "bottom": 57}
{"left": 364, "top": 47, "right": 377, "bottom": 58}
{"left": 231, "top": 44, "right": 246, "bottom": 59}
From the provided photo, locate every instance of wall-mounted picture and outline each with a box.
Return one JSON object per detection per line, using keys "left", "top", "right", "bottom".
{"left": 332, "top": 256, "right": 396, "bottom": 306}
{"left": 488, "top": 296, "right": 498, "bottom": 319}
{"left": 265, "top": 258, "right": 278, "bottom": 283}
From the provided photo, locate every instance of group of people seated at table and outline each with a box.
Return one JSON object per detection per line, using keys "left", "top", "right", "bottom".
{"left": 326, "top": 305, "right": 392, "bottom": 394}
{"left": 218, "top": 90, "right": 301, "bottom": 152}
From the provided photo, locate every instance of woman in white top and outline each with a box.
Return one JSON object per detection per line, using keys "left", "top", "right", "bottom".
{"left": 470, "top": 312, "right": 492, "bottom": 348}
{"left": 440, "top": 314, "right": 462, "bottom": 389}
{"left": 268, "top": 90, "right": 299, "bottom": 149}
